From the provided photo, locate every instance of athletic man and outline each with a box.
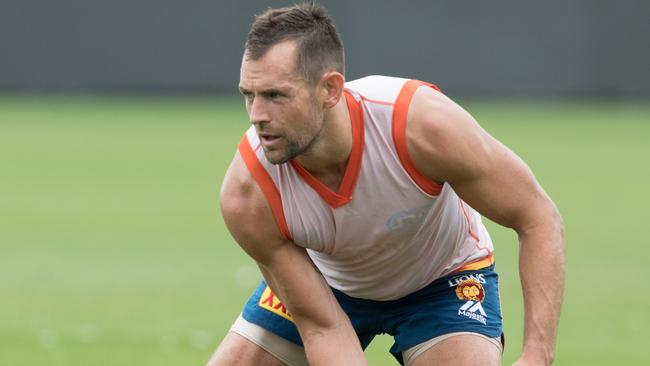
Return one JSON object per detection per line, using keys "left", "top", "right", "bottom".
{"left": 208, "top": 3, "right": 564, "bottom": 365}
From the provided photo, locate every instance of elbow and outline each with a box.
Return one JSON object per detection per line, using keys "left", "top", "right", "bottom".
{"left": 548, "top": 202, "right": 565, "bottom": 241}
{"left": 516, "top": 199, "right": 565, "bottom": 249}
{"left": 546, "top": 203, "right": 566, "bottom": 265}
{"left": 551, "top": 202, "right": 565, "bottom": 245}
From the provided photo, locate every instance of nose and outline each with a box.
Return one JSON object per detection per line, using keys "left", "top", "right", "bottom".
{"left": 249, "top": 97, "right": 270, "bottom": 126}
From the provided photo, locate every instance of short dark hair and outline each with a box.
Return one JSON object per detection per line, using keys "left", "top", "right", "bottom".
{"left": 245, "top": 2, "right": 345, "bottom": 85}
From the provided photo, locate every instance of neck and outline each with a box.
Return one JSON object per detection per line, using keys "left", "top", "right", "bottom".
{"left": 294, "top": 94, "right": 352, "bottom": 177}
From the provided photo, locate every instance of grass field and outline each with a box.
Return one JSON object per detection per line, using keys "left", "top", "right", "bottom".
{"left": 1, "top": 94, "right": 649, "bottom": 365}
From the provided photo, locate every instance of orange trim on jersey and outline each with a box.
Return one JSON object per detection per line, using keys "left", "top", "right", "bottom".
{"left": 360, "top": 95, "right": 394, "bottom": 106}
{"left": 392, "top": 80, "right": 443, "bottom": 196}
{"left": 289, "top": 90, "right": 364, "bottom": 208}
{"left": 459, "top": 200, "right": 481, "bottom": 243}
{"left": 238, "top": 136, "right": 293, "bottom": 241}
{"left": 453, "top": 253, "right": 495, "bottom": 273}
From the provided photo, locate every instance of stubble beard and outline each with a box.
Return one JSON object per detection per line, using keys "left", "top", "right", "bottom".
{"left": 265, "top": 108, "right": 325, "bottom": 165}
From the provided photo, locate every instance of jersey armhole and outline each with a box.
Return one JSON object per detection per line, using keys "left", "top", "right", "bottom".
{"left": 392, "top": 79, "right": 444, "bottom": 196}
{"left": 237, "top": 135, "right": 293, "bottom": 241}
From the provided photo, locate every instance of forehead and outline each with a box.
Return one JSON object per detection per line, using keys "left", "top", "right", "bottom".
{"left": 239, "top": 41, "right": 305, "bottom": 90}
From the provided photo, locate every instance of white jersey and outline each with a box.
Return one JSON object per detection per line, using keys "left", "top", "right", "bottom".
{"left": 238, "top": 75, "right": 494, "bottom": 301}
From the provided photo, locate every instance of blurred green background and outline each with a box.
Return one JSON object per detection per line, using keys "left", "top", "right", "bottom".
{"left": 1, "top": 95, "right": 649, "bottom": 365}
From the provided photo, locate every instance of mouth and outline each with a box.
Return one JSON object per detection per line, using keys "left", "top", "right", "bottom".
{"left": 259, "top": 133, "right": 281, "bottom": 146}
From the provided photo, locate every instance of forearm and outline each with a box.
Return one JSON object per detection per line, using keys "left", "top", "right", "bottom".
{"left": 260, "top": 262, "right": 367, "bottom": 365}
{"left": 517, "top": 217, "right": 565, "bottom": 364}
{"left": 300, "top": 309, "right": 367, "bottom": 366}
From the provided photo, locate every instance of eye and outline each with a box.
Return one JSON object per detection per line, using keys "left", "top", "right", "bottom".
{"left": 242, "top": 92, "right": 254, "bottom": 102}
{"left": 263, "top": 90, "right": 287, "bottom": 101}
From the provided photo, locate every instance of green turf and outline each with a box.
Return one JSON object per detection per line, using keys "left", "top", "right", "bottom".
{"left": 1, "top": 94, "right": 649, "bottom": 365}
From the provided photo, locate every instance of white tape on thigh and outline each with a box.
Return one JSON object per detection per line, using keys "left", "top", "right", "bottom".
{"left": 403, "top": 331, "right": 503, "bottom": 366}
{"left": 230, "top": 314, "right": 309, "bottom": 366}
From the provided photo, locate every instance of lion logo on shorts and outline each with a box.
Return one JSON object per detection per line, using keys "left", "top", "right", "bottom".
{"left": 455, "top": 279, "right": 485, "bottom": 302}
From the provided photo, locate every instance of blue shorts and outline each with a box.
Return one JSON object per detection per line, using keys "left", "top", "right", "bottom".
{"left": 242, "top": 265, "right": 502, "bottom": 364}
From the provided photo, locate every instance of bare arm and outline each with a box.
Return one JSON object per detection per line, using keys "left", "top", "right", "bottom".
{"left": 406, "top": 87, "right": 565, "bottom": 365}
{"left": 220, "top": 152, "right": 367, "bottom": 366}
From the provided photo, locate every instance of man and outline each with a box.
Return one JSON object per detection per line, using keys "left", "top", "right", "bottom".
{"left": 209, "top": 3, "right": 564, "bottom": 366}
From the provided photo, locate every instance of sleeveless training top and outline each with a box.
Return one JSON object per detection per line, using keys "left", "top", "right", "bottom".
{"left": 238, "top": 75, "right": 494, "bottom": 301}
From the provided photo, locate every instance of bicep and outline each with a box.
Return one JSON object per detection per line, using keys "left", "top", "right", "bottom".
{"left": 450, "top": 137, "right": 554, "bottom": 233}
{"left": 406, "top": 87, "right": 557, "bottom": 232}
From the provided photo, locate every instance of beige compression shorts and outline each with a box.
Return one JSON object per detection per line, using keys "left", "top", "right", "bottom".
{"left": 230, "top": 314, "right": 502, "bottom": 365}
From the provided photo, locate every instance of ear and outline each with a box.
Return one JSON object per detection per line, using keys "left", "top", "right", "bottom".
{"left": 320, "top": 72, "right": 345, "bottom": 109}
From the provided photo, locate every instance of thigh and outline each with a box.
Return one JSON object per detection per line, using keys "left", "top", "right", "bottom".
{"left": 206, "top": 331, "right": 288, "bottom": 366}
{"left": 206, "top": 314, "right": 309, "bottom": 366}
{"left": 387, "top": 266, "right": 503, "bottom": 363}
{"left": 408, "top": 333, "right": 501, "bottom": 366}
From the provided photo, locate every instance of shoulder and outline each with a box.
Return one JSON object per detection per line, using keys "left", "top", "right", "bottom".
{"left": 345, "top": 75, "right": 408, "bottom": 88}
{"left": 345, "top": 75, "right": 410, "bottom": 103}
{"left": 405, "top": 85, "right": 496, "bottom": 184}
{"left": 220, "top": 151, "right": 287, "bottom": 263}
{"left": 220, "top": 151, "right": 258, "bottom": 219}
